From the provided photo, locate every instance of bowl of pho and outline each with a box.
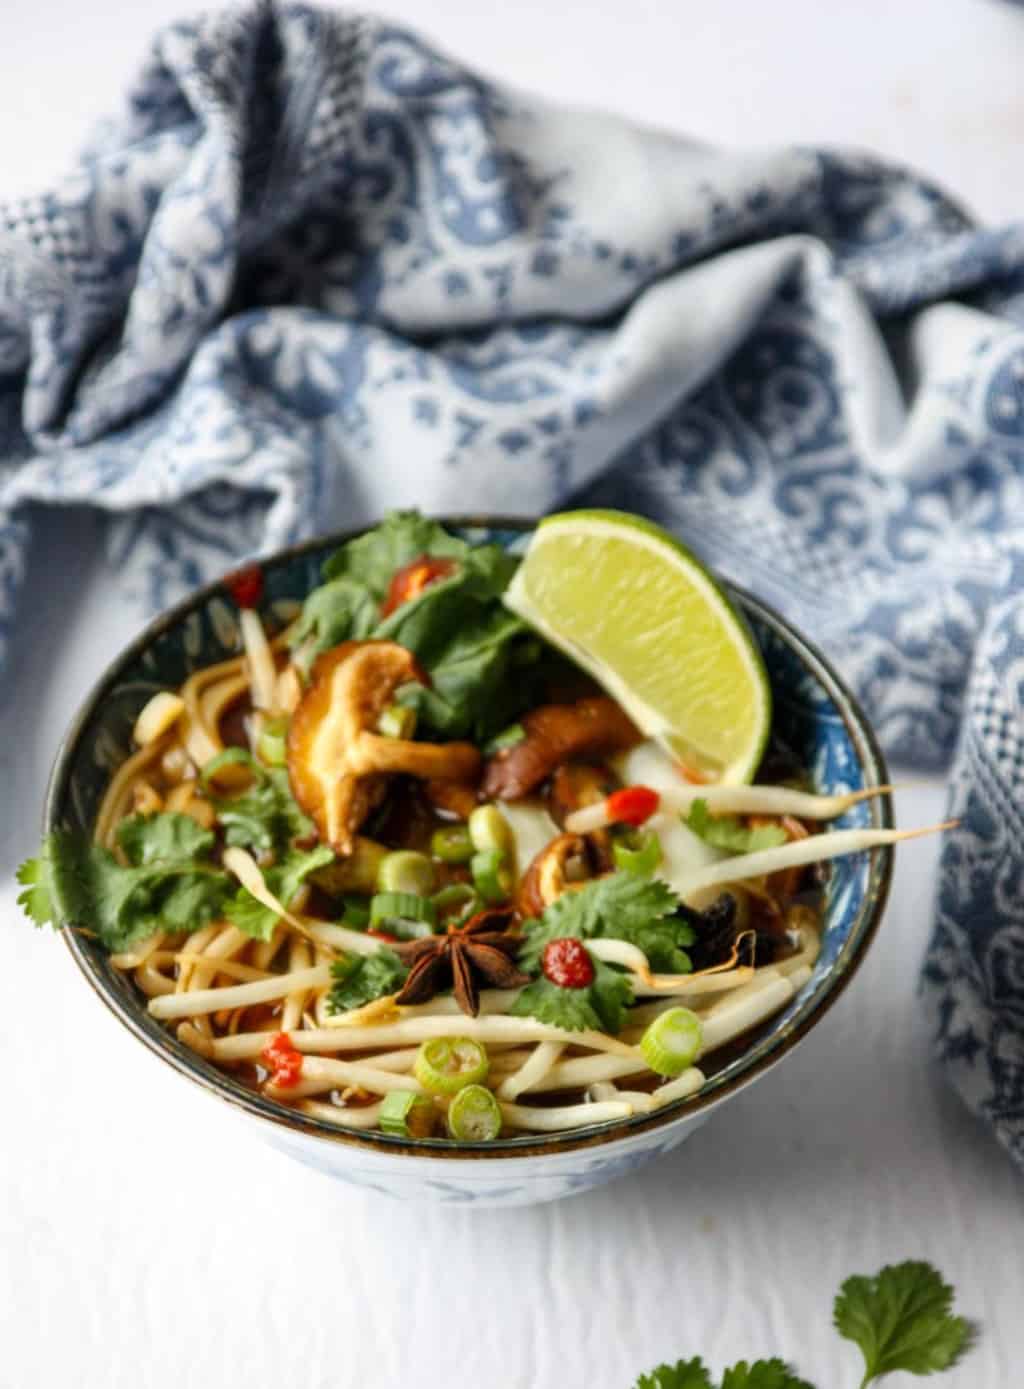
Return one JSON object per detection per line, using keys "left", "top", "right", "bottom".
{"left": 24, "top": 510, "right": 931, "bottom": 1206}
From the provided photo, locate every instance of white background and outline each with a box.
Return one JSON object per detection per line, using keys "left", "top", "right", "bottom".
{"left": 2, "top": 2, "right": 1023, "bottom": 1387}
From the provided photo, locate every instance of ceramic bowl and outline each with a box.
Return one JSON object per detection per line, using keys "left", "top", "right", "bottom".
{"left": 46, "top": 517, "right": 893, "bottom": 1207}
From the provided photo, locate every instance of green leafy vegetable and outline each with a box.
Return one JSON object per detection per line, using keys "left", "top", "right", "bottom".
{"left": 684, "top": 800, "right": 787, "bottom": 854}
{"left": 631, "top": 1261, "right": 971, "bottom": 1389}
{"left": 116, "top": 812, "right": 215, "bottom": 866}
{"left": 635, "top": 1359, "right": 713, "bottom": 1389}
{"left": 224, "top": 844, "right": 335, "bottom": 941}
{"left": 509, "top": 955, "right": 633, "bottom": 1034}
{"left": 204, "top": 753, "right": 313, "bottom": 856}
{"left": 16, "top": 848, "right": 57, "bottom": 927}
{"left": 391, "top": 603, "right": 533, "bottom": 741}
{"left": 834, "top": 1262, "right": 970, "bottom": 1387}
{"left": 288, "top": 574, "right": 378, "bottom": 666}
{"left": 719, "top": 1363, "right": 813, "bottom": 1389}
{"left": 17, "top": 825, "right": 231, "bottom": 951}
{"left": 290, "top": 511, "right": 540, "bottom": 741}
{"left": 327, "top": 948, "right": 408, "bottom": 1014}
{"left": 321, "top": 511, "right": 470, "bottom": 594}
{"left": 518, "top": 872, "right": 696, "bottom": 975}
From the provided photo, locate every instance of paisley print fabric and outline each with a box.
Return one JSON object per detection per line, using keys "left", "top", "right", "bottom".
{"left": 1, "top": 4, "right": 1023, "bottom": 1159}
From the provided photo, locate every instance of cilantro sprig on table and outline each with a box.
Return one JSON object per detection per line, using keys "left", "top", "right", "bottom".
{"left": 632, "top": 1261, "right": 970, "bottom": 1389}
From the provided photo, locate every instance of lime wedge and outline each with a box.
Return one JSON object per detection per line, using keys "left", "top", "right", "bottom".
{"left": 504, "top": 509, "right": 771, "bottom": 783}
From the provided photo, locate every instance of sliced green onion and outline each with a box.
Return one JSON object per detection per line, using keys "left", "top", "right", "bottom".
{"left": 414, "top": 1037, "right": 489, "bottom": 1096}
{"left": 377, "top": 851, "right": 436, "bottom": 897}
{"left": 432, "top": 883, "right": 479, "bottom": 920}
{"left": 379, "top": 1090, "right": 437, "bottom": 1138}
{"left": 370, "top": 892, "right": 437, "bottom": 929}
{"left": 613, "top": 830, "right": 662, "bottom": 876}
{"left": 376, "top": 702, "right": 417, "bottom": 740}
{"left": 447, "top": 1083, "right": 502, "bottom": 1142}
{"left": 640, "top": 1007, "right": 703, "bottom": 1077}
{"left": 484, "top": 722, "right": 526, "bottom": 756}
{"left": 470, "top": 849, "right": 513, "bottom": 904}
{"left": 256, "top": 716, "right": 289, "bottom": 767}
{"left": 340, "top": 895, "right": 371, "bottom": 930}
{"left": 430, "top": 825, "right": 474, "bottom": 863}
{"left": 468, "top": 804, "right": 514, "bottom": 857}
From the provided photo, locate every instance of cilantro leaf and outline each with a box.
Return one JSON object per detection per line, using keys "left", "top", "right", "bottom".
{"left": 635, "top": 1359, "right": 714, "bottom": 1389}
{"left": 21, "top": 829, "right": 231, "bottom": 951}
{"left": 719, "top": 1360, "right": 815, "bottom": 1389}
{"left": 224, "top": 844, "right": 335, "bottom": 941}
{"left": 509, "top": 956, "right": 633, "bottom": 1034}
{"left": 834, "top": 1261, "right": 970, "bottom": 1384}
{"left": 633, "top": 1356, "right": 813, "bottom": 1389}
{"left": 16, "top": 848, "right": 58, "bottom": 927}
{"left": 116, "top": 812, "right": 215, "bottom": 866}
{"left": 684, "top": 800, "right": 787, "bottom": 854}
{"left": 518, "top": 873, "right": 694, "bottom": 975}
{"left": 207, "top": 757, "right": 313, "bottom": 856}
{"left": 327, "top": 948, "right": 408, "bottom": 1014}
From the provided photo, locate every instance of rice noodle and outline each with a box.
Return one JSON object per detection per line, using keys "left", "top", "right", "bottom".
{"left": 265, "top": 1054, "right": 430, "bottom": 1100}
{"left": 94, "top": 737, "right": 172, "bottom": 849}
{"left": 149, "top": 964, "right": 333, "bottom": 1020}
{"left": 207, "top": 1014, "right": 637, "bottom": 1062}
{"left": 110, "top": 931, "right": 165, "bottom": 970}
{"left": 281, "top": 938, "right": 312, "bottom": 1033}
{"left": 496, "top": 1041, "right": 564, "bottom": 1101}
{"left": 651, "top": 1067, "right": 706, "bottom": 1106}
{"left": 133, "top": 691, "right": 186, "bottom": 747}
{"left": 299, "top": 1099, "right": 384, "bottom": 1131}
{"left": 520, "top": 1052, "right": 647, "bottom": 1093}
{"left": 699, "top": 971, "right": 798, "bottom": 1053}
{"left": 499, "top": 1099, "right": 634, "bottom": 1131}
{"left": 175, "top": 924, "right": 220, "bottom": 992}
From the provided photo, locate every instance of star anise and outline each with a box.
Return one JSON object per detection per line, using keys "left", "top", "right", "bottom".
{"left": 393, "top": 908, "right": 531, "bottom": 1017}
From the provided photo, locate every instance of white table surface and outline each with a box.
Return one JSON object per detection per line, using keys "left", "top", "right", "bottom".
{"left": 2, "top": 3, "right": 1023, "bottom": 1387}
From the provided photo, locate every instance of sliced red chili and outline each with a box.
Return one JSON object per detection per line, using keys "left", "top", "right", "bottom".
{"left": 224, "top": 562, "right": 265, "bottom": 609}
{"left": 381, "top": 556, "right": 457, "bottom": 617}
{"left": 260, "top": 1031, "right": 303, "bottom": 1087}
{"left": 606, "top": 785, "right": 660, "bottom": 827}
{"left": 366, "top": 928, "right": 400, "bottom": 944}
{"left": 541, "top": 938, "right": 595, "bottom": 989}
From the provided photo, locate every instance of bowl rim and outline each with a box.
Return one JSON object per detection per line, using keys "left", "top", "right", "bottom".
{"left": 46, "top": 513, "right": 894, "bottom": 1163}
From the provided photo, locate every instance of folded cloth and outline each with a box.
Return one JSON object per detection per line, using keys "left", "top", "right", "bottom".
{"left": 2, "top": 3, "right": 1023, "bottom": 1161}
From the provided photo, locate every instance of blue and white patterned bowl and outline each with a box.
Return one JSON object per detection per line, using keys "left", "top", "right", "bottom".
{"left": 46, "top": 517, "right": 893, "bottom": 1207}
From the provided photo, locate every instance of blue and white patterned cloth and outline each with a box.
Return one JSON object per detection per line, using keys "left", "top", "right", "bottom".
{"left": 2, "top": 3, "right": 1023, "bottom": 1163}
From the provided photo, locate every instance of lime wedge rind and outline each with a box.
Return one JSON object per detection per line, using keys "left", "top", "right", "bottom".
{"left": 504, "top": 509, "right": 772, "bottom": 784}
